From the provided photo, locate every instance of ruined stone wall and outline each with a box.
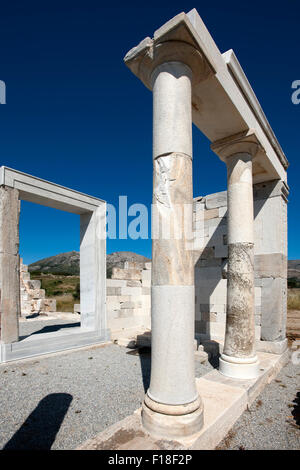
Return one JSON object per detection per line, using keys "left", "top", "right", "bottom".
{"left": 106, "top": 261, "right": 151, "bottom": 339}
{"left": 193, "top": 179, "right": 288, "bottom": 344}
{"left": 193, "top": 191, "right": 230, "bottom": 342}
{"left": 105, "top": 179, "right": 288, "bottom": 346}
{"left": 20, "top": 260, "right": 56, "bottom": 316}
{"left": 253, "top": 181, "right": 288, "bottom": 343}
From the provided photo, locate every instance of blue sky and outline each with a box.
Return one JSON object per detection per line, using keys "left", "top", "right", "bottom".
{"left": 0, "top": 0, "right": 299, "bottom": 264}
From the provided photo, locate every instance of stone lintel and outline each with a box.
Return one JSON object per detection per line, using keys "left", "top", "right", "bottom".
{"left": 124, "top": 12, "right": 216, "bottom": 90}
{"left": 0, "top": 166, "right": 105, "bottom": 215}
{"left": 125, "top": 10, "right": 288, "bottom": 183}
{"left": 211, "top": 129, "right": 262, "bottom": 163}
{"left": 222, "top": 49, "right": 289, "bottom": 171}
{"left": 253, "top": 179, "right": 289, "bottom": 203}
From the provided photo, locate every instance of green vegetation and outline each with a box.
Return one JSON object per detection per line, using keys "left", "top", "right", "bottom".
{"left": 288, "top": 277, "right": 300, "bottom": 288}
{"left": 287, "top": 288, "right": 300, "bottom": 311}
{"left": 30, "top": 273, "right": 80, "bottom": 312}
{"left": 73, "top": 282, "right": 80, "bottom": 300}
{"left": 106, "top": 265, "right": 113, "bottom": 279}
{"left": 56, "top": 295, "right": 77, "bottom": 313}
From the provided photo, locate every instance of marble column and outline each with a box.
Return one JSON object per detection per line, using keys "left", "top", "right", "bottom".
{"left": 211, "top": 132, "right": 261, "bottom": 379}
{"left": 141, "top": 61, "right": 203, "bottom": 439}
{"left": 220, "top": 151, "right": 260, "bottom": 379}
{"left": 0, "top": 186, "right": 20, "bottom": 344}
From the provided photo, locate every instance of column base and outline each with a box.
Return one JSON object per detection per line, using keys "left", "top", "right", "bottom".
{"left": 141, "top": 395, "right": 203, "bottom": 440}
{"left": 219, "top": 353, "right": 260, "bottom": 379}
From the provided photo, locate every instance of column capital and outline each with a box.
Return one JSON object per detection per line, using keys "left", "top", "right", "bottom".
{"left": 124, "top": 13, "right": 215, "bottom": 89}
{"left": 211, "top": 129, "right": 262, "bottom": 162}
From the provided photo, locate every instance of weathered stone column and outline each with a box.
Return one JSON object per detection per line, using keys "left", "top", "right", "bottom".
{"left": 211, "top": 131, "right": 260, "bottom": 379}
{"left": 141, "top": 60, "right": 203, "bottom": 439}
{"left": 0, "top": 186, "right": 20, "bottom": 344}
{"left": 124, "top": 23, "right": 214, "bottom": 438}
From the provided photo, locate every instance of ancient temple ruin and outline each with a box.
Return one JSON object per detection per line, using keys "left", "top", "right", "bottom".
{"left": 123, "top": 8, "right": 289, "bottom": 440}
{"left": 0, "top": 7, "right": 289, "bottom": 448}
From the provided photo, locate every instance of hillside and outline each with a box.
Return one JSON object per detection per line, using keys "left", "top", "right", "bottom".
{"left": 29, "top": 250, "right": 151, "bottom": 276}
{"left": 288, "top": 259, "right": 300, "bottom": 281}
{"left": 30, "top": 254, "right": 298, "bottom": 278}
{"left": 29, "top": 251, "right": 80, "bottom": 275}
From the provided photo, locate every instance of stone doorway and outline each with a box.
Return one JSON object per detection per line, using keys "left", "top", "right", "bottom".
{"left": 0, "top": 166, "right": 109, "bottom": 362}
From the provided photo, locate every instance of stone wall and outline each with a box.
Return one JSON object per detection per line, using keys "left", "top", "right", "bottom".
{"left": 193, "top": 191, "right": 229, "bottom": 342}
{"left": 107, "top": 261, "right": 151, "bottom": 339}
{"left": 193, "top": 179, "right": 288, "bottom": 346}
{"left": 20, "top": 260, "right": 56, "bottom": 316}
{"left": 105, "top": 179, "right": 288, "bottom": 348}
{"left": 253, "top": 180, "right": 288, "bottom": 343}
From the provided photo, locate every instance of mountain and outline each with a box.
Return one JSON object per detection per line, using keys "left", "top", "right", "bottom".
{"left": 28, "top": 251, "right": 151, "bottom": 276}
{"left": 29, "top": 255, "right": 299, "bottom": 280}
{"left": 106, "top": 251, "right": 150, "bottom": 271}
{"left": 29, "top": 251, "right": 80, "bottom": 275}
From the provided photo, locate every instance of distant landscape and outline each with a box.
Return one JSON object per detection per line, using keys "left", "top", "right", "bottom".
{"left": 28, "top": 253, "right": 300, "bottom": 333}
{"left": 29, "top": 251, "right": 151, "bottom": 312}
{"left": 287, "top": 260, "right": 300, "bottom": 338}
{"left": 29, "top": 250, "right": 150, "bottom": 277}
{"left": 287, "top": 259, "right": 300, "bottom": 288}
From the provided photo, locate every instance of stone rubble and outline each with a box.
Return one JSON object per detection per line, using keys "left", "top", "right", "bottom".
{"left": 20, "top": 259, "right": 56, "bottom": 317}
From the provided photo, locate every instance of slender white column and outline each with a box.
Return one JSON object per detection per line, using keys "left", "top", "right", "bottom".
{"left": 219, "top": 152, "right": 260, "bottom": 379}
{"left": 141, "top": 61, "right": 203, "bottom": 439}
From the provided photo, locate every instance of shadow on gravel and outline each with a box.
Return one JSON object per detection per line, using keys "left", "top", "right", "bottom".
{"left": 127, "top": 347, "right": 151, "bottom": 392}
{"left": 3, "top": 393, "right": 73, "bottom": 450}
{"left": 292, "top": 392, "right": 300, "bottom": 427}
{"left": 20, "top": 322, "right": 80, "bottom": 340}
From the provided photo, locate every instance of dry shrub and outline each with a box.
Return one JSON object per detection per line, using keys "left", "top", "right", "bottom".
{"left": 288, "top": 289, "right": 300, "bottom": 310}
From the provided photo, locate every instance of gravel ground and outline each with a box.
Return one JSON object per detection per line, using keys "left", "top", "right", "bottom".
{"left": 0, "top": 343, "right": 213, "bottom": 450}
{"left": 217, "top": 359, "right": 300, "bottom": 450}
{"left": 19, "top": 317, "right": 80, "bottom": 339}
